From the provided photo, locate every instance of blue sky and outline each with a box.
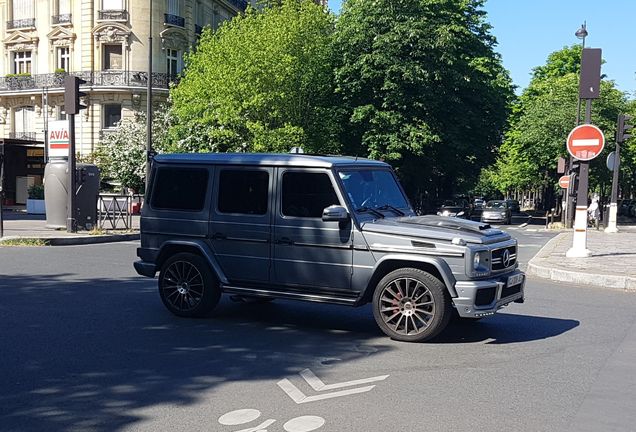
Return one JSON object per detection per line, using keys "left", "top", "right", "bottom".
{"left": 327, "top": 0, "right": 636, "bottom": 97}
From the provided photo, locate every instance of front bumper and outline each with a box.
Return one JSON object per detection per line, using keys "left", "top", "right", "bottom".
{"left": 453, "top": 270, "right": 525, "bottom": 318}
{"left": 481, "top": 213, "right": 507, "bottom": 222}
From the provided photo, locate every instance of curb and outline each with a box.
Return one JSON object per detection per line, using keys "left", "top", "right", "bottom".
{"left": 0, "top": 233, "right": 140, "bottom": 246}
{"left": 527, "top": 232, "right": 636, "bottom": 291}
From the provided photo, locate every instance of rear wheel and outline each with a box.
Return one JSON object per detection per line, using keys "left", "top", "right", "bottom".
{"left": 372, "top": 268, "right": 452, "bottom": 342}
{"left": 158, "top": 253, "right": 221, "bottom": 317}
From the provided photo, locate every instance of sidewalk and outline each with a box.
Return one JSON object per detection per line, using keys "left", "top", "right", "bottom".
{"left": 527, "top": 220, "right": 636, "bottom": 291}
{"left": 0, "top": 206, "right": 140, "bottom": 245}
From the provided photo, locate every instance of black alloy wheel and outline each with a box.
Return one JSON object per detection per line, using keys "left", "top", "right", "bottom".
{"left": 372, "top": 268, "right": 451, "bottom": 342}
{"left": 158, "top": 253, "right": 221, "bottom": 317}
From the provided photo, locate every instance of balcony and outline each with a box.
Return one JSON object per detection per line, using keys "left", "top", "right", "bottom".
{"left": 52, "top": 14, "right": 72, "bottom": 25}
{"left": 164, "top": 13, "right": 185, "bottom": 28}
{"left": 10, "top": 132, "right": 36, "bottom": 141}
{"left": 6, "top": 18, "right": 36, "bottom": 30}
{"left": 98, "top": 10, "right": 128, "bottom": 22}
{"left": 228, "top": 0, "right": 248, "bottom": 11}
{"left": 0, "top": 71, "right": 178, "bottom": 92}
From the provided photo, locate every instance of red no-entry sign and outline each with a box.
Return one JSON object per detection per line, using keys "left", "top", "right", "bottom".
{"left": 559, "top": 175, "right": 570, "bottom": 188}
{"left": 567, "top": 124, "right": 605, "bottom": 161}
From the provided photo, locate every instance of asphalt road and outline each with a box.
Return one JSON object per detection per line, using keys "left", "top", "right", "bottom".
{"left": 1, "top": 229, "right": 635, "bottom": 432}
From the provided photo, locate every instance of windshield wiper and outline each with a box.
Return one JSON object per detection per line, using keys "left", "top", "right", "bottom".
{"left": 355, "top": 206, "right": 385, "bottom": 218}
{"left": 377, "top": 204, "right": 405, "bottom": 216}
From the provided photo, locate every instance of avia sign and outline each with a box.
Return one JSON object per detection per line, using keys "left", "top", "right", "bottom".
{"left": 566, "top": 124, "right": 605, "bottom": 161}
{"left": 48, "top": 120, "right": 70, "bottom": 159}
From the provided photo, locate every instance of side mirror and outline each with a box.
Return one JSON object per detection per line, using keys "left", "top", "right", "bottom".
{"left": 322, "top": 205, "right": 350, "bottom": 222}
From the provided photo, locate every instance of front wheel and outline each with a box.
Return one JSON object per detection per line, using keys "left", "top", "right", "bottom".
{"left": 372, "top": 268, "right": 452, "bottom": 342}
{"left": 158, "top": 253, "right": 221, "bottom": 318}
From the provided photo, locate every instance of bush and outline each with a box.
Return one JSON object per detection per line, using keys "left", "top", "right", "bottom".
{"left": 28, "top": 184, "right": 44, "bottom": 200}
{"left": 54, "top": 68, "right": 67, "bottom": 74}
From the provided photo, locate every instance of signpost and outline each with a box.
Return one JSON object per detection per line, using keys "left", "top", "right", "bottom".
{"left": 566, "top": 124, "right": 605, "bottom": 258}
{"left": 558, "top": 176, "right": 570, "bottom": 188}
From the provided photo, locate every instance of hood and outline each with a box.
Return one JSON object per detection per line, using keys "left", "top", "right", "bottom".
{"left": 360, "top": 215, "right": 511, "bottom": 245}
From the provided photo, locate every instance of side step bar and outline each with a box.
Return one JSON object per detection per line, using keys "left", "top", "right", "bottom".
{"left": 222, "top": 285, "right": 360, "bottom": 306}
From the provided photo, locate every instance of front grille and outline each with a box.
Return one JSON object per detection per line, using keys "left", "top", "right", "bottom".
{"left": 475, "top": 287, "right": 496, "bottom": 306}
{"left": 501, "top": 284, "right": 522, "bottom": 299}
{"left": 491, "top": 245, "right": 517, "bottom": 271}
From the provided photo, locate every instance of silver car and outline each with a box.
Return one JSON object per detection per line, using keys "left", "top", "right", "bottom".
{"left": 481, "top": 200, "right": 512, "bottom": 225}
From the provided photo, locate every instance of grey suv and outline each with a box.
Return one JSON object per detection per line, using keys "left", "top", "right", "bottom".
{"left": 134, "top": 153, "right": 525, "bottom": 342}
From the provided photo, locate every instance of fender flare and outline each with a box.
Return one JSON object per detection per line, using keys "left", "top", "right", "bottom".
{"left": 369, "top": 254, "right": 458, "bottom": 298}
{"left": 156, "top": 239, "right": 229, "bottom": 285}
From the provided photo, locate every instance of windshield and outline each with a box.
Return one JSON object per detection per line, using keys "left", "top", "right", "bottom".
{"left": 338, "top": 169, "right": 409, "bottom": 211}
{"left": 486, "top": 201, "right": 507, "bottom": 209}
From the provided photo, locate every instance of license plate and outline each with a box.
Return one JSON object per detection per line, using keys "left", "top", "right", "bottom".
{"left": 507, "top": 273, "right": 524, "bottom": 287}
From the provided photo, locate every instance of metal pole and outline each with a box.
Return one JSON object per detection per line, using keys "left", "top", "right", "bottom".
{"left": 0, "top": 153, "right": 4, "bottom": 238}
{"left": 605, "top": 119, "right": 622, "bottom": 233}
{"left": 146, "top": 0, "right": 153, "bottom": 192}
{"left": 66, "top": 114, "right": 77, "bottom": 233}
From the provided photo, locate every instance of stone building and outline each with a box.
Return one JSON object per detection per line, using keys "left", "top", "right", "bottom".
{"left": 0, "top": 0, "right": 253, "bottom": 204}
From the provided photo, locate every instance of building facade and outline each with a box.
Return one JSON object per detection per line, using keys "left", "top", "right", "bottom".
{"left": 0, "top": 0, "right": 253, "bottom": 203}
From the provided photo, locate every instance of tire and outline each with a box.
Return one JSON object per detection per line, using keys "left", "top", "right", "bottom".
{"left": 372, "top": 268, "right": 452, "bottom": 342}
{"left": 158, "top": 253, "right": 221, "bottom": 318}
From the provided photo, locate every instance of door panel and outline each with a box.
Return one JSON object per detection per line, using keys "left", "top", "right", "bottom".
{"left": 208, "top": 167, "right": 273, "bottom": 283}
{"left": 273, "top": 169, "right": 353, "bottom": 290}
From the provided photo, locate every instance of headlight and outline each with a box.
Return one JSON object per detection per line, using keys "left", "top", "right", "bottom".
{"left": 500, "top": 212, "right": 507, "bottom": 217}
{"left": 457, "top": 211, "right": 464, "bottom": 216}
{"left": 473, "top": 253, "right": 480, "bottom": 269}
{"left": 437, "top": 211, "right": 442, "bottom": 216}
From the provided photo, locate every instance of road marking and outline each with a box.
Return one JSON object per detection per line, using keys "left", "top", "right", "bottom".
{"left": 283, "top": 416, "right": 325, "bottom": 432}
{"left": 277, "top": 369, "right": 389, "bottom": 404}
{"left": 300, "top": 369, "right": 389, "bottom": 391}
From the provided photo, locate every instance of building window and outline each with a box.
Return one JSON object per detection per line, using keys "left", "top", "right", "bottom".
{"left": 103, "top": 45, "right": 122, "bottom": 70}
{"left": 58, "top": 0, "right": 70, "bottom": 14}
{"left": 56, "top": 104, "right": 67, "bottom": 121}
{"left": 102, "top": 0, "right": 123, "bottom": 9}
{"left": 13, "top": 51, "right": 32, "bottom": 74}
{"left": 12, "top": 0, "right": 34, "bottom": 20}
{"left": 167, "top": 49, "right": 179, "bottom": 75}
{"left": 168, "top": 0, "right": 179, "bottom": 16}
{"left": 103, "top": 104, "right": 121, "bottom": 128}
{"left": 57, "top": 47, "right": 70, "bottom": 71}
{"left": 14, "top": 106, "right": 35, "bottom": 133}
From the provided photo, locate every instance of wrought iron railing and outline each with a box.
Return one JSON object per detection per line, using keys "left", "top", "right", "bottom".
{"left": 0, "top": 71, "right": 179, "bottom": 92}
{"left": 9, "top": 132, "right": 36, "bottom": 140}
{"left": 228, "top": 0, "right": 248, "bottom": 11}
{"left": 98, "top": 10, "right": 128, "bottom": 21}
{"left": 6, "top": 18, "right": 35, "bottom": 29}
{"left": 52, "top": 14, "right": 72, "bottom": 25}
{"left": 195, "top": 24, "right": 203, "bottom": 35}
{"left": 164, "top": 13, "right": 185, "bottom": 27}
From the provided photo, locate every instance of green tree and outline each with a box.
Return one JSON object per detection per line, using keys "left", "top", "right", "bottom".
{"left": 170, "top": 0, "right": 341, "bottom": 154}
{"left": 332, "top": 0, "right": 514, "bottom": 198}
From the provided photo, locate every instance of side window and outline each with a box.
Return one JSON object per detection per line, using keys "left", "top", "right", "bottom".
{"left": 282, "top": 172, "right": 340, "bottom": 218}
{"left": 217, "top": 170, "right": 269, "bottom": 215}
{"left": 150, "top": 167, "right": 208, "bottom": 211}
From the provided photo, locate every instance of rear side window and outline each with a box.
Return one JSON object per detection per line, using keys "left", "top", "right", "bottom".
{"left": 151, "top": 167, "right": 209, "bottom": 211}
{"left": 282, "top": 172, "right": 340, "bottom": 218}
{"left": 218, "top": 170, "right": 269, "bottom": 215}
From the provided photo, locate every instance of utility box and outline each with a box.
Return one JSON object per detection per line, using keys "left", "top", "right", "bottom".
{"left": 44, "top": 161, "right": 100, "bottom": 230}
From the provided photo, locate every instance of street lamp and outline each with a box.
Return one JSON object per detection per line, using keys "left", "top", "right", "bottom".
{"left": 575, "top": 22, "right": 588, "bottom": 45}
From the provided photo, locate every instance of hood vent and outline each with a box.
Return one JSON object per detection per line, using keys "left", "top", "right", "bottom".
{"left": 411, "top": 241, "right": 436, "bottom": 248}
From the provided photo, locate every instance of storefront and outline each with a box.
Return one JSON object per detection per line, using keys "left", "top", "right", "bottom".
{"left": 0, "top": 138, "right": 45, "bottom": 205}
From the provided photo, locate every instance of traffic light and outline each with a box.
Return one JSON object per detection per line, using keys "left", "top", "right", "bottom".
{"left": 616, "top": 114, "right": 633, "bottom": 143}
{"left": 64, "top": 76, "right": 87, "bottom": 115}
{"left": 568, "top": 172, "right": 579, "bottom": 197}
{"left": 0, "top": 140, "right": 4, "bottom": 157}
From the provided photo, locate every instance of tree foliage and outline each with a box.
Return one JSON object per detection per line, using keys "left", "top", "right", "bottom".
{"left": 169, "top": 0, "right": 340, "bottom": 154}
{"left": 332, "top": 0, "right": 514, "bottom": 197}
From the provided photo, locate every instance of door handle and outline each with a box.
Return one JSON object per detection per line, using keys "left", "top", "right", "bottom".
{"left": 211, "top": 232, "right": 226, "bottom": 240}
{"left": 276, "top": 237, "right": 293, "bottom": 245}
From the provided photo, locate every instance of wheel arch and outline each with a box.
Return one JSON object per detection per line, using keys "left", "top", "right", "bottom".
{"left": 156, "top": 240, "right": 228, "bottom": 284}
{"left": 360, "top": 255, "right": 458, "bottom": 305}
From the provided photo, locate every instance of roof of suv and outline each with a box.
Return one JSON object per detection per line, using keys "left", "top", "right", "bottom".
{"left": 153, "top": 153, "right": 388, "bottom": 168}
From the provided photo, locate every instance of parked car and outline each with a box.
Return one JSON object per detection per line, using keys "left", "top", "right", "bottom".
{"left": 436, "top": 199, "right": 472, "bottom": 219}
{"left": 474, "top": 199, "right": 485, "bottom": 209}
{"left": 134, "top": 153, "right": 525, "bottom": 343}
{"left": 507, "top": 199, "right": 520, "bottom": 213}
{"left": 481, "top": 200, "right": 512, "bottom": 225}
